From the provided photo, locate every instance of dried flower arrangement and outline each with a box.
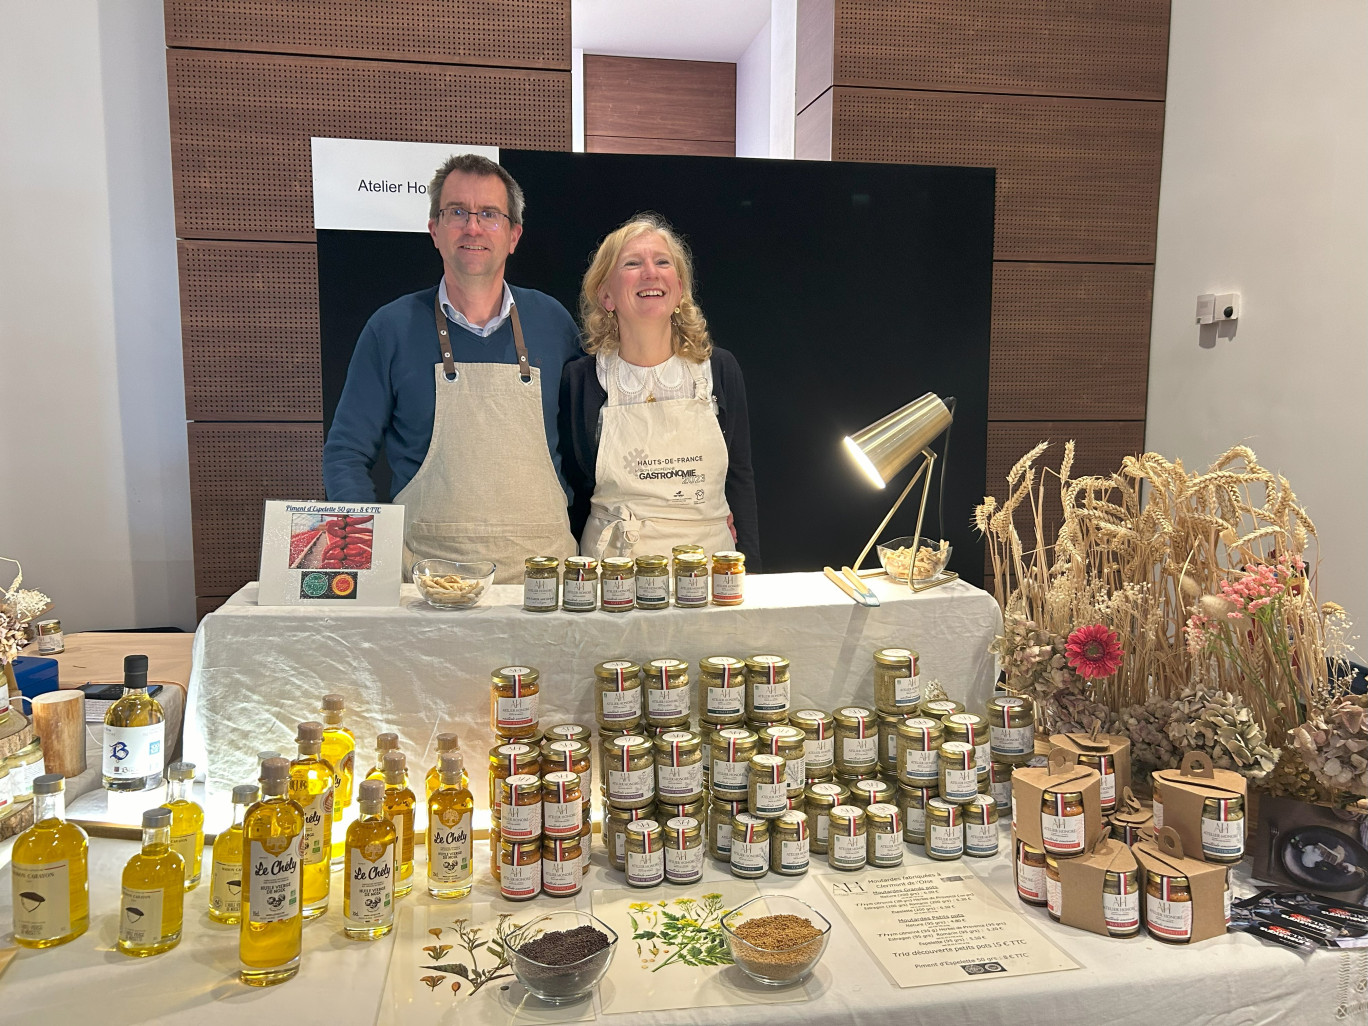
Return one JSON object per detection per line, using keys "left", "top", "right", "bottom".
{"left": 2, "top": 557, "right": 51, "bottom": 674}
{"left": 976, "top": 444, "right": 1362, "bottom": 804}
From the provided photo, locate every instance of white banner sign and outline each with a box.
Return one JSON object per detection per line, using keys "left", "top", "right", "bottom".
{"left": 311, "top": 137, "right": 499, "bottom": 232}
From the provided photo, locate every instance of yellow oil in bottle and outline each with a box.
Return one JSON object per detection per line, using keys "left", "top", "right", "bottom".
{"left": 11, "top": 774, "right": 89, "bottom": 948}
{"left": 289, "top": 722, "right": 335, "bottom": 919}
{"left": 381, "top": 751, "right": 416, "bottom": 897}
{"left": 209, "top": 784, "right": 258, "bottom": 925}
{"left": 365, "top": 732, "right": 401, "bottom": 783}
{"left": 240, "top": 757, "right": 304, "bottom": 986}
{"left": 424, "top": 732, "right": 468, "bottom": 801}
{"left": 101, "top": 654, "right": 166, "bottom": 791}
{"left": 321, "top": 694, "right": 356, "bottom": 865}
{"left": 162, "top": 761, "right": 204, "bottom": 890}
{"left": 427, "top": 753, "right": 474, "bottom": 899}
{"left": 117, "top": 807, "right": 184, "bottom": 956}
{"left": 344, "top": 779, "right": 396, "bottom": 940}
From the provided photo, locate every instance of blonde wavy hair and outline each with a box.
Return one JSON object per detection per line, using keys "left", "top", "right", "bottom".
{"left": 579, "top": 214, "right": 713, "bottom": 361}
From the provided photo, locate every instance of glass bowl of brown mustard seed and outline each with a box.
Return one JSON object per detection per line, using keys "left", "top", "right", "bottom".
{"left": 721, "top": 894, "right": 832, "bottom": 986}
{"left": 507, "top": 911, "right": 618, "bottom": 1004}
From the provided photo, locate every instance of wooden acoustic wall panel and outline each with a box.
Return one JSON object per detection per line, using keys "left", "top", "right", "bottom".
{"left": 189, "top": 423, "right": 325, "bottom": 595}
{"left": 168, "top": 50, "right": 570, "bottom": 241}
{"left": 179, "top": 241, "right": 321, "bottom": 421}
{"left": 583, "top": 56, "right": 735, "bottom": 155}
{"left": 989, "top": 262, "right": 1152, "bottom": 422}
{"left": 828, "top": 87, "right": 1163, "bottom": 262}
{"left": 165, "top": 0, "right": 570, "bottom": 70}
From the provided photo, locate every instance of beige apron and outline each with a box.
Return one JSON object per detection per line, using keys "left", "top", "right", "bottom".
{"left": 395, "top": 296, "right": 576, "bottom": 583}
{"left": 580, "top": 357, "right": 733, "bottom": 560}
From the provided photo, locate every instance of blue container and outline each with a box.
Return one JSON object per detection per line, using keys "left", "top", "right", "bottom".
{"left": 11, "top": 655, "right": 60, "bottom": 701}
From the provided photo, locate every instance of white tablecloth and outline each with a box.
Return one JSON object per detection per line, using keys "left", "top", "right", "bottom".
{"left": 1, "top": 832, "right": 1361, "bottom": 1026}
{"left": 185, "top": 574, "right": 1003, "bottom": 807}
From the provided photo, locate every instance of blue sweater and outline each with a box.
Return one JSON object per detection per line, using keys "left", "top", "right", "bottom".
{"left": 323, "top": 284, "right": 583, "bottom": 502}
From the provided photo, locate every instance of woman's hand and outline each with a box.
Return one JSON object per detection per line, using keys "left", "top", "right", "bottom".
{"left": 727, "top": 513, "right": 737, "bottom": 543}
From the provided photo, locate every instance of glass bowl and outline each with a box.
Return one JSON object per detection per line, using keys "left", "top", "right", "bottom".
{"left": 505, "top": 910, "right": 618, "bottom": 1005}
{"left": 876, "top": 536, "right": 952, "bottom": 583}
{"left": 411, "top": 558, "right": 496, "bottom": 608}
{"left": 721, "top": 894, "right": 831, "bottom": 986}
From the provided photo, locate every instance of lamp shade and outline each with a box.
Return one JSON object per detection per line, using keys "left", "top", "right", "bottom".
{"left": 842, "top": 392, "right": 953, "bottom": 488}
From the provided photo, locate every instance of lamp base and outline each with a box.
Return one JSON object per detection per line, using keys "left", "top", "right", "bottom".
{"left": 854, "top": 568, "right": 960, "bottom": 593}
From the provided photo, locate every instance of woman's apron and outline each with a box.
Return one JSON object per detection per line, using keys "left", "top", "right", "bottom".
{"left": 579, "top": 358, "right": 733, "bottom": 560}
{"left": 395, "top": 296, "right": 576, "bottom": 583}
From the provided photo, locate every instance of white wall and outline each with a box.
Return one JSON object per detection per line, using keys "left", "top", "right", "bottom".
{"left": 0, "top": 0, "right": 193, "bottom": 631}
{"left": 1147, "top": 0, "right": 1368, "bottom": 622}
{"left": 735, "top": 0, "right": 797, "bottom": 159}
{"left": 735, "top": 17, "right": 772, "bottom": 157}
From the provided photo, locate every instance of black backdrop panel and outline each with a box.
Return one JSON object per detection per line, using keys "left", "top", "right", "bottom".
{"left": 318, "top": 151, "right": 994, "bottom": 582}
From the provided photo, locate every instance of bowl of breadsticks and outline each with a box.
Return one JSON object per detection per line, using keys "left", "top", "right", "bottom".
{"left": 412, "top": 559, "right": 497, "bottom": 608}
{"left": 875, "top": 538, "right": 952, "bottom": 583}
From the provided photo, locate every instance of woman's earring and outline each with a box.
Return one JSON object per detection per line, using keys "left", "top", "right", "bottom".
{"left": 673, "top": 306, "right": 681, "bottom": 316}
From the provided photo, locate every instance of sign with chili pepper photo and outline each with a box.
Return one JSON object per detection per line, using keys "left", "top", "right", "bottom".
{"left": 259, "top": 500, "right": 403, "bottom": 606}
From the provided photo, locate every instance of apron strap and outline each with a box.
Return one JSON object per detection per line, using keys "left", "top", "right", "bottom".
{"left": 433, "top": 291, "right": 532, "bottom": 383}
{"left": 510, "top": 304, "right": 532, "bottom": 383}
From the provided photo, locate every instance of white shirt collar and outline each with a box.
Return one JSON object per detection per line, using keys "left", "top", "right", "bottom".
{"left": 438, "top": 278, "right": 515, "bottom": 338}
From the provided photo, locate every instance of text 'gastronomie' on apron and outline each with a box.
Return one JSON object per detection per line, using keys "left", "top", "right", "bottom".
{"left": 393, "top": 295, "right": 576, "bottom": 583}
{"left": 580, "top": 356, "right": 733, "bottom": 560}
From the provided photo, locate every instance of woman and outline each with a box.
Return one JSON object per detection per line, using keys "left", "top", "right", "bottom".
{"left": 559, "top": 214, "right": 760, "bottom": 566}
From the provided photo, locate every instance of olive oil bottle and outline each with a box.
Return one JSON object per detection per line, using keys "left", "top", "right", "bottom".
{"left": 209, "top": 784, "right": 258, "bottom": 924}
{"left": 162, "top": 761, "right": 204, "bottom": 890}
{"left": 365, "top": 732, "right": 401, "bottom": 782}
{"left": 11, "top": 774, "right": 89, "bottom": 948}
{"left": 117, "top": 807, "right": 185, "bottom": 956}
{"left": 102, "top": 654, "right": 165, "bottom": 791}
{"left": 321, "top": 694, "right": 356, "bottom": 866}
{"left": 381, "top": 751, "right": 416, "bottom": 897}
{"left": 240, "top": 757, "right": 304, "bottom": 986}
{"left": 427, "top": 753, "right": 474, "bottom": 899}
{"left": 344, "top": 779, "right": 396, "bottom": 940}
{"left": 289, "top": 722, "right": 335, "bottom": 919}
{"left": 424, "top": 732, "right": 468, "bottom": 800}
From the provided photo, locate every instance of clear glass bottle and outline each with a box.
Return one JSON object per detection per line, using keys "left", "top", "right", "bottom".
{"left": 365, "top": 732, "right": 401, "bottom": 782}
{"left": 321, "top": 693, "right": 356, "bottom": 865}
{"left": 240, "top": 758, "right": 304, "bottom": 986}
{"left": 289, "top": 722, "right": 335, "bottom": 919}
{"left": 11, "top": 774, "right": 89, "bottom": 948}
{"left": 345, "top": 779, "right": 396, "bottom": 939}
{"left": 162, "top": 761, "right": 204, "bottom": 890}
{"left": 427, "top": 753, "right": 474, "bottom": 899}
{"left": 382, "top": 751, "right": 416, "bottom": 897}
{"left": 424, "top": 732, "right": 467, "bottom": 800}
{"left": 102, "top": 653, "right": 165, "bottom": 791}
{"left": 118, "top": 807, "right": 184, "bottom": 956}
{"left": 209, "top": 784, "right": 258, "bottom": 925}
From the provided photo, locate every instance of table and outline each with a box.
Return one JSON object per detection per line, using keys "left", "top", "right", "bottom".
{"left": 2, "top": 830, "right": 1361, "bottom": 1026}
{"left": 185, "top": 574, "right": 1003, "bottom": 808}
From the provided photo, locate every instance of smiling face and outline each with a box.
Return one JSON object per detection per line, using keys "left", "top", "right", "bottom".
{"left": 600, "top": 231, "right": 682, "bottom": 328}
{"left": 427, "top": 170, "right": 522, "bottom": 284}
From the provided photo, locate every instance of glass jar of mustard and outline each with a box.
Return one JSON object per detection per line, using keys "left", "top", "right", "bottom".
{"left": 805, "top": 781, "right": 849, "bottom": 854}
{"left": 542, "top": 836, "right": 583, "bottom": 898}
{"left": 1144, "top": 869, "right": 1193, "bottom": 944}
{"left": 709, "top": 727, "right": 758, "bottom": 800}
{"left": 875, "top": 712, "right": 903, "bottom": 773}
{"left": 834, "top": 705, "right": 879, "bottom": 773}
{"left": 873, "top": 647, "right": 921, "bottom": 714}
{"left": 489, "top": 818, "right": 502, "bottom": 879}
{"left": 1201, "top": 795, "right": 1246, "bottom": 863}
{"left": 635, "top": 554, "right": 670, "bottom": 609}
{"left": 748, "top": 754, "right": 789, "bottom": 819}
{"left": 866, "top": 802, "right": 904, "bottom": 867}
{"left": 898, "top": 784, "right": 935, "bottom": 844}
{"left": 561, "top": 555, "right": 599, "bottom": 612}
{"left": 600, "top": 556, "right": 636, "bottom": 612}
{"left": 986, "top": 695, "right": 1036, "bottom": 764}
{"left": 1041, "top": 788, "right": 1087, "bottom": 856}
{"left": 938, "top": 741, "right": 979, "bottom": 804}
{"left": 499, "top": 840, "right": 542, "bottom": 901}
{"left": 1077, "top": 751, "right": 1117, "bottom": 813}
{"left": 543, "top": 722, "right": 590, "bottom": 747}
{"left": 697, "top": 655, "right": 747, "bottom": 723}
{"left": 1045, "top": 854, "right": 1063, "bottom": 921}
{"left": 711, "top": 551, "right": 745, "bottom": 606}
{"left": 771, "top": 809, "right": 810, "bottom": 876}
{"left": 644, "top": 658, "right": 691, "bottom": 728}
{"left": 791, "top": 708, "right": 835, "bottom": 778}
{"left": 730, "top": 813, "right": 770, "bottom": 878}
{"left": 593, "top": 659, "right": 643, "bottom": 731}
{"left": 523, "top": 556, "right": 560, "bottom": 612}
{"left": 490, "top": 665, "right": 540, "bottom": 740}
{"left": 1104, "top": 866, "right": 1142, "bottom": 937}
{"left": 604, "top": 804, "right": 654, "bottom": 871}
{"left": 758, "top": 725, "right": 807, "bottom": 795}
{"left": 744, "top": 655, "right": 791, "bottom": 723}
{"left": 963, "top": 795, "right": 1000, "bottom": 858}
{"left": 625, "top": 820, "right": 665, "bottom": 887}
{"left": 897, "top": 717, "right": 944, "bottom": 786}
{"left": 654, "top": 730, "right": 704, "bottom": 804}
{"left": 603, "top": 734, "right": 656, "bottom": 808}
{"left": 849, "top": 777, "right": 895, "bottom": 811}
{"left": 925, "top": 798, "right": 964, "bottom": 861}
{"left": 657, "top": 797, "right": 705, "bottom": 823}
{"left": 673, "top": 551, "right": 710, "bottom": 608}
{"left": 1016, "top": 839, "right": 1048, "bottom": 905}
{"left": 500, "top": 774, "right": 543, "bottom": 841}
{"left": 708, "top": 796, "right": 745, "bottom": 861}
{"left": 542, "top": 738, "right": 591, "bottom": 780}
{"left": 542, "top": 771, "right": 583, "bottom": 839}
{"left": 827, "top": 805, "right": 868, "bottom": 870}
{"left": 489, "top": 742, "right": 540, "bottom": 813}
{"left": 663, "top": 816, "right": 704, "bottom": 884}
{"left": 942, "top": 713, "right": 991, "bottom": 779}
{"left": 988, "top": 760, "right": 1013, "bottom": 812}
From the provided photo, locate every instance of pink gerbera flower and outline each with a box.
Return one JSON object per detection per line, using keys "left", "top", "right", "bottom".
{"left": 1065, "top": 624, "right": 1123, "bottom": 680}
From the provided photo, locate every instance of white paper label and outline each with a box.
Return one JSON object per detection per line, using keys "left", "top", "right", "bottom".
{"left": 752, "top": 781, "right": 788, "bottom": 815}
{"left": 903, "top": 748, "right": 939, "bottom": 781}
{"left": 600, "top": 688, "right": 641, "bottom": 723}
{"left": 636, "top": 575, "right": 668, "bottom": 603}
{"left": 973, "top": 742, "right": 992, "bottom": 770}
{"left": 903, "top": 806, "right": 926, "bottom": 839}
{"left": 210, "top": 857, "right": 241, "bottom": 917}
{"left": 707, "top": 686, "right": 744, "bottom": 716}
{"left": 523, "top": 576, "right": 558, "bottom": 608}
{"left": 942, "top": 767, "right": 978, "bottom": 800}
{"left": 657, "top": 762, "right": 704, "bottom": 798}
{"left": 347, "top": 847, "right": 393, "bottom": 925}
{"left": 816, "top": 813, "right": 831, "bottom": 844}
{"left": 501, "top": 860, "right": 540, "bottom": 900}
{"left": 783, "top": 755, "right": 807, "bottom": 790}
{"left": 990, "top": 723, "right": 1034, "bottom": 757}
{"left": 873, "top": 832, "right": 903, "bottom": 861}
{"left": 894, "top": 674, "right": 921, "bottom": 707}
{"left": 601, "top": 577, "right": 635, "bottom": 608}
{"left": 607, "top": 766, "right": 655, "bottom": 803}
{"left": 843, "top": 736, "right": 878, "bottom": 765}
{"left": 11, "top": 860, "right": 72, "bottom": 941}
{"left": 1146, "top": 897, "right": 1192, "bottom": 941}
{"left": 615, "top": 830, "right": 627, "bottom": 860}
{"left": 1041, "top": 813, "right": 1086, "bottom": 854}
{"left": 1099, "top": 771, "right": 1116, "bottom": 806}
{"left": 675, "top": 574, "right": 709, "bottom": 604}
{"left": 1224, "top": 884, "right": 1232, "bottom": 926}
{"left": 885, "top": 731, "right": 899, "bottom": 763}
{"left": 779, "top": 838, "right": 810, "bottom": 872}
{"left": 730, "top": 838, "right": 767, "bottom": 871}
{"left": 627, "top": 848, "right": 664, "bottom": 886}
{"left": 429, "top": 812, "right": 472, "bottom": 883}
{"left": 830, "top": 833, "right": 865, "bottom": 866}
{"left": 102, "top": 723, "right": 164, "bottom": 779}
{"left": 543, "top": 855, "right": 580, "bottom": 895}
{"left": 749, "top": 680, "right": 789, "bottom": 713}
{"left": 562, "top": 578, "right": 597, "bottom": 609}
{"left": 805, "top": 736, "right": 835, "bottom": 768}
{"left": 171, "top": 832, "right": 201, "bottom": 882}
{"left": 119, "top": 885, "right": 166, "bottom": 947}
{"left": 928, "top": 823, "right": 963, "bottom": 858}
{"left": 496, "top": 694, "right": 538, "bottom": 730}
{"left": 1046, "top": 875, "right": 1062, "bottom": 917}
{"left": 1104, "top": 889, "right": 1140, "bottom": 931}
{"left": 543, "top": 798, "right": 582, "bottom": 836}
{"left": 715, "top": 823, "right": 732, "bottom": 853}
{"left": 991, "top": 780, "right": 1012, "bottom": 812}
{"left": 711, "top": 759, "right": 748, "bottom": 791}
{"left": 712, "top": 570, "right": 744, "bottom": 599}
{"left": 300, "top": 790, "right": 333, "bottom": 865}
{"left": 965, "top": 821, "right": 999, "bottom": 856}
{"left": 247, "top": 839, "right": 301, "bottom": 924}
{"left": 1152, "top": 800, "right": 1164, "bottom": 830}
{"left": 501, "top": 801, "right": 542, "bottom": 841}
{"left": 666, "top": 845, "right": 704, "bottom": 881}
{"left": 648, "top": 686, "right": 690, "bottom": 718}
{"left": 1202, "top": 816, "right": 1245, "bottom": 859}
{"left": 1017, "top": 860, "right": 1046, "bottom": 901}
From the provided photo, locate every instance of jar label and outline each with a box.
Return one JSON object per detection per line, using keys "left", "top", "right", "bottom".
{"left": 814, "top": 812, "right": 831, "bottom": 844}
{"left": 523, "top": 576, "right": 558, "bottom": 608}
{"left": 712, "top": 571, "right": 744, "bottom": 599}
{"left": 103, "top": 722, "right": 165, "bottom": 781}
{"left": 562, "top": 578, "right": 598, "bottom": 609}
{"left": 965, "top": 821, "right": 999, "bottom": 856}
{"left": 1016, "top": 860, "right": 1045, "bottom": 901}
{"left": 783, "top": 756, "right": 806, "bottom": 790}
{"left": 707, "top": 686, "right": 744, "bottom": 716}
{"left": 658, "top": 762, "right": 704, "bottom": 798}
{"left": 1041, "top": 813, "right": 1086, "bottom": 854}
{"left": 843, "top": 736, "right": 878, "bottom": 765}
{"left": 542, "top": 855, "right": 581, "bottom": 896}
{"left": 119, "top": 885, "right": 166, "bottom": 947}
{"left": 496, "top": 694, "right": 538, "bottom": 730}
{"left": 990, "top": 723, "right": 1034, "bottom": 757}
{"left": 903, "top": 747, "right": 939, "bottom": 781}
{"left": 347, "top": 845, "right": 394, "bottom": 925}
{"left": 829, "top": 833, "right": 865, "bottom": 867}
{"left": 1153, "top": 800, "right": 1164, "bottom": 829}
{"left": 600, "top": 688, "right": 641, "bottom": 723}
{"left": 501, "top": 801, "right": 542, "bottom": 841}
{"left": 1010, "top": 794, "right": 1018, "bottom": 828}
{"left": 873, "top": 831, "right": 902, "bottom": 861}
{"left": 894, "top": 674, "right": 921, "bottom": 707}
{"left": 429, "top": 813, "right": 472, "bottom": 883}
{"left": 1046, "top": 875, "right": 1062, "bottom": 918}
{"left": 247, "top": 839, "right": 301, "bottom": 925}
{"left": 903, "top": 806, "right": 926, "bottom": 839}
{"left": 928, "top": 823, "right": 963, "bottom": 858}
{"left": 607, "top": 766, "right": 655, "bottom": 803}
{"left": 299, "top": 790, "right": 334, "bottom": 866}
{"left": 675, "top": 575, "right": 709, "bottom": 604}
{"left": 715, "top": 822, "right": 733, "bottom": 854}
{"left": 991, "top": 780, "right": 1012, "bottom": 812}
{"left": 665, "top": 844, "right": 704, "bottom": 881}
{"left": 1146, "top": 897, "right": 1192, "bottom": 941}
{"left": 171, "top": 831, "right": 201, "bottom": 882}
{"left": 749, "top": 680, "right": 789, "bottom": 713}
{"left": 636, "top": 575, "right": 669, "bottom": 603}
{"left": 973, "top": 742, "right": 992, "bottom": 769}
{"left": 1099, "top": 771, "right": 1116, "bottom": 806}
{"left": 601, "top": 577, "right": 635, "bottom": 609}
{"left": 211, "top": 857, "right": 241, "bottom": 917}
{"left": 12, "top": 860, "right": 72, "bottom": 941}
{"left": 1202, "top": 815, "right": 1245, "bottom": 859}
{"left": 1104, "top": 889, "right": 1140, "bottom": 931}
{"left": 627, "top": 848, "right": 665, "bottom": 886}
{"left": 805, "top": 736, "right": 835, "bottom": 768}
{"left": 730, "top": 839, "right": 767, "bottom": 871}
{"left": 779, "top": 838, "right": 810, "bottom": 872}
{"left": 648, "top": 686, "right": 691, "bottom": 718}
{"left": 1224, "top": 885, "right": 1231, "bottom": 926}
{"left": 544, "top": 798, "right": 582, "bottom": 836}
{"left": 942, "top": 767, "right": 978, "bottom": 800}
{"left": 752, "top": 780, "right": 788, "bottom": 814}
{"left": 711, "top": 758, "right": 748, "bottom": 791}
{"left": 615, "top": 830, "right": 627, "bottom": 861}
{"left": 501, "top": 860, "right": 540, "bottom": 900}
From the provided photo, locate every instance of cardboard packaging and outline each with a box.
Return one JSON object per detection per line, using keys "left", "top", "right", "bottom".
{"left": 1151, "top": 752, "right": 1247, "bottom": 863}
{"left": 1108, "top": 786, "right": 1155, "bottom": 846}
{"left": 1056, "top": 829, "right": 1143, "bottom": 937}
{"left": 1049, "top": 729, "right": 1132, "bottom": 811}
{"left": 1011, "top": 748, "right": 1103, "bottom": 857}
{"left": 1134, "top": 827, "right": 1230, "bottom": 944}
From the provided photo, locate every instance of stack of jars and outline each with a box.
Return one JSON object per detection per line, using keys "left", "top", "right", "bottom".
{"left": 522, "top": 545, "right": 747, "bottom": 613}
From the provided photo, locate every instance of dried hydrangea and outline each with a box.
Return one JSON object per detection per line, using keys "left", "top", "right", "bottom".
{"left": 1290, "top": 696, "right": 1368, "bottom": 798}
{"left": 0, "top": 611, "right": 26, "bottom": 665}
{"left": 991, "top": 614, "right": 1082, "bottom": 706}
{"left": 1043, "top": 680, "right": 1117, "bottom": 736}
{"left": 1117, "top": 695, "right": 1180, "bottom": 779}
{"left": 1165, "top": 685, "right": 1280, "bottom": 781}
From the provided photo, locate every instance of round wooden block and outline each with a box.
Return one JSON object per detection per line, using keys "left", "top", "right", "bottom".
{"left": 30, "top": 690, "right": 86, "bottom": 777}
{"left": 0, "top": 799, "right": 35, "bottom": 840}
{"left": 0, "top": 710, "right": 36, "bottom": 759}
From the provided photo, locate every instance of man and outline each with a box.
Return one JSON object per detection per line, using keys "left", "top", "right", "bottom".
{"left": 323, "top": 154, "right": 581, "bottom": 581}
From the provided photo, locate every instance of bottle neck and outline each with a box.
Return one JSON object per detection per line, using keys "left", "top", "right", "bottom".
{"left": 167, "top": 777, "right": 188, "bottom": 802}
{"left": 358, "top": 803, "right": 384, "bottom": 820}
{"left": 34, "top": 791, "right": 66, "bottom": 823}
{"left": 438, "top": 773, "right": 462, "bottom": 789}
{"left": 297, "top": 744, "right": 321, "bottom": 760}
{"left": 142, "top": 824, "right": 171, "bottom": 850}
{"left": 123, "top": 684, "right": 148, "bottom": 700}
{"left": 231, "top": 802, "right": 248, "bottom": 829}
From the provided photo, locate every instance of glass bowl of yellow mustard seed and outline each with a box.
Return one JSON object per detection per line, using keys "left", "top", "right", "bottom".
{"left": 721, "top": 894, "right": 831, "bottom": 986}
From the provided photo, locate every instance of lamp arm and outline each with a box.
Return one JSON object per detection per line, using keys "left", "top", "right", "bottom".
{"left": 850, "top": 449, "right": 937, "bottom": 573}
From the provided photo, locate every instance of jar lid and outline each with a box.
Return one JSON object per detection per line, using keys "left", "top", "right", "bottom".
{"left": 1146, "top": 868, "right": 1190, "bottom": 888}
{"left": 635, "top": 554, "right": 668, "bottom": 569}
{"left": 627, "top": 819, "right": 662, "bottom": 837}
{"left": 564, "top": 555, "right": 598, "bottom": 572}
{"left": 939, "top": 741, "right": 975, "bottom": 764}
{"left": 672, "top": 544, "right": 706, "bottom": 557}
{"left": 654, "top": 730, "right": 701, "bottom": 758}
{"left": 829, "top": 804, "right": 865, "bottom": 826}
{"left": 854, "top": 778, "right": 893, "bottom": 800}
{"left": 699, "top": 655, "right": 745, "bottom": 676}
{"left": 745, "top": 654, "right": 789, "bottom": 673}
{"left": 492, "top": 743, "right": 538, "bottom": 770}
{"left": 609, "top": 734, "right": 652, "bottom": 757}
{"left": 1042, "top": 788, "right": 1085, "bottom": 802}
{"left": 920, "top": 699, "right": 963, "bottom": 716}
{"left": 866, "top": 802, "right": 900, "bottom": 826}
{"left": 791, "top": 709, "right": 834, "bottom": 729}
{"left": 492, "top": 665, "right": 540, "bottom": 686}
{"left": 542, "top": 771, "right": 581, "bottom": 793}
{"left": 926, "top": 797, "right": 960, "bottom": 813}
{"left": 776, "top": 809, "right": 809, "bottom": 834}
{"left": 595, "top": 659, "right": 642, "bottom": 681}
{"left": 544, "top": 738, "right": 591, "bottom": 764}
{"left": 713, "top": 550, "right": 745, "bottom": 562}
{"left": 834, "top": 705, "right": 875, "bottom": 727}
{"left": 1201, "top": 795, "right": 1245, "bottom": 811}
{"left": 499, "top": 838, "right": 540, "bottom": 853}
{"left": 873, "top": 647, "right": 916, "bottom": 667}
{"left": 502, "top": 773, "right": 541, "bottom": 797}
{"left": 601, "top": 556, "right": 635, "bottom": 572}
{"left": 758, "top": 724, "right": 804, "bottom": 748}
{"left": 732, "top": 812, "right": 768, "bottom": 835}
{"left": 675, "top": 552, "right": 707, "bottom": 568}
{"left": 805, "top": 781, "right": 849, "bottom": 802}
{"left": 945, "top": 712, "right": 988, "bottom": 730}
{"left": 665, "top": 815, "right": 701, "bottom": 840}
{"left": 710, "top": 795, "right": 746, "bottom": 811}
{"left": 749, "top": 752, "right": 785, "bottom": 769}
{"left": 541, "top": 835, "right": 582, "bottom": 855}
{"left": 644, "top": 658, "right": 689, "bottom": 679}
{"left": 987, "top": 694, "right": 1034, "bottom": 713}
{"left": 525, "top": 556, "right": 559, "bottom": 570}
{"left": 608, "top": 804, "right": 653, "bottom": 822}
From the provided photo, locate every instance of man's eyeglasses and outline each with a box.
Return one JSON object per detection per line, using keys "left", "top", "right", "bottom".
{"left": 436, "top": 206, "right": 513, "bottom": 231}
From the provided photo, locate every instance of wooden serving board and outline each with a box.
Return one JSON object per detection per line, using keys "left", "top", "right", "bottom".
{"left": 0, "top": 799, "right": 35, "bottom": 840}
{"left": 0, "top": 710, "right": 36, "bottom": 758}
